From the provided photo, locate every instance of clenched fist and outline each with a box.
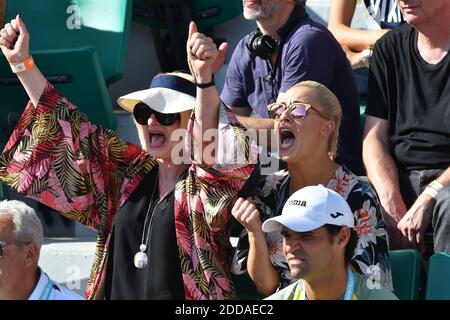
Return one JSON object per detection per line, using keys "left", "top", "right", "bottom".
{"left": 0, "top": 14, "right": 30, "bottom": 64}
{"left": 231, "top": 197, "right": 263, "bottom": 234}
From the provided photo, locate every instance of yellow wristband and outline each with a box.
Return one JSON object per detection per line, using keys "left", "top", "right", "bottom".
{"left": 10, "top": 56, "right": 35, "bottom": 73}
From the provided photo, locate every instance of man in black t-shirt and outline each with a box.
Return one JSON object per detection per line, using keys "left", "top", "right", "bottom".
{"left": 363, "top": 0, "right": 450, "bottom": 253}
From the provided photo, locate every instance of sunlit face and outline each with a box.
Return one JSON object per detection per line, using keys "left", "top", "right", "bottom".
{"left": 0, "top": 217, "right": 29, "bottom": 291}
{"left": 273, "top": 86, "right": 332, "bottom": 163}
{"left": 398, "top": 0, "right": 447, "bottom": 27}
{"left": 242, "top": 0, "right": 284, "bottom": 21}
{"left": 137, "top": 111, "right": 190, "bottom": 162}
{"left": 282, "top": 226, "right": 342, "bottom": 281}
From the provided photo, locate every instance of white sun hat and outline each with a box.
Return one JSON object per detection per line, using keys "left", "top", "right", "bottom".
{"left": 262, "top": 185, "right": 354, "bottom": 233}
{"left": 117, "top": 72, "right": 196, "bottom": 114}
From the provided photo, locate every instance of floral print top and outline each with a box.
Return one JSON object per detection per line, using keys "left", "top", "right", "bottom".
{"left": 232, "top": 166, "right": 393, "bottom": 292}
{"left": 0, "top": 84, "right": 257, "bottom": 300}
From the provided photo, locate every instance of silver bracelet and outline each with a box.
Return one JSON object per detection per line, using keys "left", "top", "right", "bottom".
{"left": 360, "top": 49, "right": 373, "bottom": 68}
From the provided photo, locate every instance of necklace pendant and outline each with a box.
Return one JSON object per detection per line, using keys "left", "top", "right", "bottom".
{"left": 134, "top": 249, "right": 149, "bottom": 268}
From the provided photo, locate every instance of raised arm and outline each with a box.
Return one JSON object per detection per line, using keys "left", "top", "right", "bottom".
{"left": 0, "top": 16, "right": 152, "bottom": 233}
{"left": 231, "top": 198, "right": 280, "bottom": 295}
{"left": 187, "top": 21, "right": 229, "bottom": 165}
{"left": 0, "top": 15, "right": 47, "bottom": 106}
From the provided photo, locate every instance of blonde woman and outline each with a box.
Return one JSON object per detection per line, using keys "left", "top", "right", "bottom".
{"left": 231, "top": 80, "right": 393, "bottom": 295}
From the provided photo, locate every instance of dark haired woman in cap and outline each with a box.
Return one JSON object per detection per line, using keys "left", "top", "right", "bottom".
{"left": 0, "top": 17, "right": 256, "bottom": 300}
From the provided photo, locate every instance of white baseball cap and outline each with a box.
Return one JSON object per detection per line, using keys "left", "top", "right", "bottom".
{"left": 117, "top": 72, "right": 196, "bottom": 114}
{"left": 262, "top": 185, "right": 354, "bottom": 233}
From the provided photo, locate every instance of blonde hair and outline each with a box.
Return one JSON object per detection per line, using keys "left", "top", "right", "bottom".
{"left": 135, "top": 71, "right": 195, "bottom": 150}
{"left": 287, "top": 80, "right": 342, "bottom": 160}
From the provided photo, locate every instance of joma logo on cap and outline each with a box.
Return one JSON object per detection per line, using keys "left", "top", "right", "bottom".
{"left": 288, "top": 200, "right": 307, "bottom": 207}
{"left": 330, "top": 212, "right": 344, "bottom": 219}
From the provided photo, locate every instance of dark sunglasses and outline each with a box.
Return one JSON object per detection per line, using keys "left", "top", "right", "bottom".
{"left": 0, "top": 240, "right": 29, "bottom": 258}
{"left": 133, "top": 103, "right": 181, "bottom": 126}
{"left": 267, "top": 102, "right": 330, "bottom": 120}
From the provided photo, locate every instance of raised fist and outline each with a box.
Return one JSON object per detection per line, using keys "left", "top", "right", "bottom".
{"left": 231, "top": 197, "right": 263, "bottom": 234}
{"left": 0, "top": 15, "right": 30, "bottom": 64}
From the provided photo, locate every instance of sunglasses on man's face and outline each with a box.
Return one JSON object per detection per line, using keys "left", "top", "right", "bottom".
{"left": 0, "top": 240, "right": 29, "bottom": 258}
{"left": 133, "top": 103, "right": 181, "bottom": 126}
{"left": 267, "top": 102, "right": 329, "bottom": 121}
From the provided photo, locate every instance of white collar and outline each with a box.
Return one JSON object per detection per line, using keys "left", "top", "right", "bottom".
{"left": 28, "top": 267, "right": 51, "bottom": 300}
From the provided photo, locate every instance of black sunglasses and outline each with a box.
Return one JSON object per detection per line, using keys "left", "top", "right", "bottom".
{"left": 133, "top": 103, "right": 181, "bottom": 126}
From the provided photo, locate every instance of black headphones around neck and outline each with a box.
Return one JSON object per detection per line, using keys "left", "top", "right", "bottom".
{"left": 245, "top": 5, "right": 306, "bottom": 60}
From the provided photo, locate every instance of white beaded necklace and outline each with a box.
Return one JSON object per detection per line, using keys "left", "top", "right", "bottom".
{"left": 133, "top": 174, "right": 159, "bottom": 269}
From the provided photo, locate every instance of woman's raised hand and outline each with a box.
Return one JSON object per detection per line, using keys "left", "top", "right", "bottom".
{"left": 0, "top": 15, "right": 30, "bottom": 64}
{"left": 186, "top": 21, "right": 227, "bottom": 81}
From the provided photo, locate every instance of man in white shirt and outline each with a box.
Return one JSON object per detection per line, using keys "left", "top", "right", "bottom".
{"left": 0, "top": 200, "right": 84, "bottom": 300}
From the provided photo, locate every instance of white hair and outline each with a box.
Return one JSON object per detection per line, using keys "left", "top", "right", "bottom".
{"left": 0, "top": 200, "right": 43, "bottom": 250}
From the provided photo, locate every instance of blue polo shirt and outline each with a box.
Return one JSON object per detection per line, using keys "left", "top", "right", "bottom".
{"left": 221, "top": 14, "right": 363, "bottom": 175}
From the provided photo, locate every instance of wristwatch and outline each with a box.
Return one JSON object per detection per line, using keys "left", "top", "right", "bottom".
{"left": 360, "top": 49, "right": 373, "bottom": 68}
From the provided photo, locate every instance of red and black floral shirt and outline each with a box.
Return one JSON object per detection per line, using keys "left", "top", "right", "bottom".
{"left": 0, "top": 84, "right": 257, "bottom": 299}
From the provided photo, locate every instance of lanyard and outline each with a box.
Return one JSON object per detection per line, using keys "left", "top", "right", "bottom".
{"left": 39, "top": 276, "right": 53, "bottom": 300}
{"left": 296, "top": 268, "right": 355, "bottom": 300}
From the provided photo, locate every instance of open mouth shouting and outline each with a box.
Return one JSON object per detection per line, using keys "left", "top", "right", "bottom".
{"left": 279, "top": 126, "right": 296, "bottom": 151}
{"left": 148, "top": 129, "right": 167, "bottom": 148}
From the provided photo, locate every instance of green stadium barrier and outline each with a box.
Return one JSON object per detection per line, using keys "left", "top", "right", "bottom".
{"left": 0, "top": 47, "right": 116, "bottom": 129}
{"left": 5, "top": 0, "right": 133, "bottom": 84}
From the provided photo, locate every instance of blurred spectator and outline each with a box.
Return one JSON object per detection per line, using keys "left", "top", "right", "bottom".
{"left": 329, "top": 0, "right": 404, "bottom": 69}
{"left": 363, "top": 0, "right": 450, "bottom": 253}
{"left": 0, "top": 200, "right": 84, "bottom": 300}
{"left": 221, "top": 0, "right": 363, "bottom": 175}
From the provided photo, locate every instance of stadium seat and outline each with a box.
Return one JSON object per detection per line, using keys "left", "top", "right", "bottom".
{"left": 389, "top": 249, "right": 421, "bottom": 300}
{"left": 0, "top": 47, "right": 116, "bottom": 129}
{"left": 4, "top": 0, "right": 133, "bottom": 84}
{"left": 425, "top": 252, "right": 450, "bottom": 300}
{"left": 134, "top": 0, "right": 243, "bottom": 29}
{"left": 1, "top": 0, "right": 134, "bottom": 133}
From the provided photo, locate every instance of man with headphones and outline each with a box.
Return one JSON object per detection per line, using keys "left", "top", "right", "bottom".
{"left": 221, "top": 0, "right": 364, "bottom": 175}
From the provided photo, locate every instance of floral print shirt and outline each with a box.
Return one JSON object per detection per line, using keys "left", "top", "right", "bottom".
{"left": 232, "top": 166, "right": 393, "bottom": 292}
{"left": 0, "top": 84, "right": 257, "bottom": 299}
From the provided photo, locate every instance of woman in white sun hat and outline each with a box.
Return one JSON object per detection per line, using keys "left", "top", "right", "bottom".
{"left": 0, "top": 17, "right": 256, "bottom": 300}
